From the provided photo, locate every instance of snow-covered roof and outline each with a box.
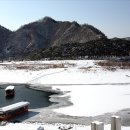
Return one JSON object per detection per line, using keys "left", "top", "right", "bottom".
{"left": 0, "top": 101, "right": 30, "bottom": 112}
{"left": 5, "top": 85, "right": 15, "bottom": 90}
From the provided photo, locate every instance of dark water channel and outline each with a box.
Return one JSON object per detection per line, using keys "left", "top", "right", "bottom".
{"left": 0, "top": 84, "right": 54, "bottom": 109}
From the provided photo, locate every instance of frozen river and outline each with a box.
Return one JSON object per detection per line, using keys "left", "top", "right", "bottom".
{"left": 0, "top": 84, "right": 54, "bottom": 109}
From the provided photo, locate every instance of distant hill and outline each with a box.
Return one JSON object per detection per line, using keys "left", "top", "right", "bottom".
{"left": 112, "top": 37, "right": 130, "bottom": 41}
{"left": 123, "top": 37, "right": 130, "bottom": 41}
{"left": 28, "top": 38, "right": 130, "bottom": 60}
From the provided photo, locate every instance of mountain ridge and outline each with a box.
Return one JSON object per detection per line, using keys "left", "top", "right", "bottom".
{"left": 0, "top": 17, "right": 130, "bottom": 60}
{"left": 0, "top": 17, "right": 106, "bottom": 60}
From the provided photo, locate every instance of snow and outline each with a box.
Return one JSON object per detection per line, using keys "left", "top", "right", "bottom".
{"left": 5, "top": 85, "right": 15, "bottom": 90}
{"left": 0, "top": 123, "right": 43, "bottom": 130}
{"left": 0, "top": 101, "right": 30, "bottom": 112}
{"left": 53, "top": 84, "right": 130, "bottom": 116}
{"left": 33, "top": 69, "right": 129, "bottom": 85}
{"left": 0, "top": 123, "right": 90, "bottom": 130}
{"left": 0, "top": 123, "right": 130, "bottom": 130}
{"left": 0, "top": 60, "right": 130, "bottom": 129}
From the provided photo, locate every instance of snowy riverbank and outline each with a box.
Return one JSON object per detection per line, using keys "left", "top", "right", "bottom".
{"left": 0, "top": 60, "right": 130, "bottom": 129}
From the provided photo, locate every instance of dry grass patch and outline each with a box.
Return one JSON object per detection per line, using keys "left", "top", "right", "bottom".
{"left": 79, "top": 66, "right": 96, "bottom": 72}
{"left": 0, "top": 62, "right": 76, "bottom": 71}
{"left": 15, "top": 63, "right": 67, "bottom": 70}
{"left": 96, "top": 60, "right": 130, "bottom": 70}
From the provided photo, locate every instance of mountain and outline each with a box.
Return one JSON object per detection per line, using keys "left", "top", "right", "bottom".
{"left": 0, "top": 17, "right": 106, "bottom": 60}
{"left": 123, "top": 37, "right": 130, "bottom": 41}
{"left": 1, "top": 17, "right": 129, "bottom": 60}
{"left": 0, "top": 25, "right": 12, "bottom": 59}
{"left": 28, "top": 38, "right": 130, "bottom": 60}
{"left": 0, "top": 25, "right": 11, "bottom": 46}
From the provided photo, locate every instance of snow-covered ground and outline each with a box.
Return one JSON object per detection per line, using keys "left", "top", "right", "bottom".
{"left": 53, "top": 84, "right": 130, "bottom": 116}
{"left": 0, "top": 60, "right": 130, "bottom": 129}
{"left": 0, "top": 122, "right": 130, "bottom": 130}
{"left": 0, "top": 122, "right": 91, "bottom": 130}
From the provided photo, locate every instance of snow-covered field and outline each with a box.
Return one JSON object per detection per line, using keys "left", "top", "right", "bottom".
{"left": 0, "top": 60, "right": 130, "bottom": 129}
{"left": 0, "top": 122, "right": 95, "bottom": 130}
{"left": 0, "top": 123, "right": 130, "bottom": 130}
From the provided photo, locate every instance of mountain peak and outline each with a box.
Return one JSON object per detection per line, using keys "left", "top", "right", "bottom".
{"left": 0, "top": 25, "right": 11, "bottom": 32}
{"left": 39, "top": 16, "right": 57, "bottom": 23}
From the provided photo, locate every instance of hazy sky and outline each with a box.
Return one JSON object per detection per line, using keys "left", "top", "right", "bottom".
{"left": 0, "top": 0, "right": 130, "bottom": 38}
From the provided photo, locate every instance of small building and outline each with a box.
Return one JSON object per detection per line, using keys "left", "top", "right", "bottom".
{"left": 0, "top": 101, "right": 30, "bottom": 121}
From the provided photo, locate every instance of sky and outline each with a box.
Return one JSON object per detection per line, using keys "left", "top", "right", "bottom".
{"left": 0, "top": 0, "right": 130, "bottom": 38}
